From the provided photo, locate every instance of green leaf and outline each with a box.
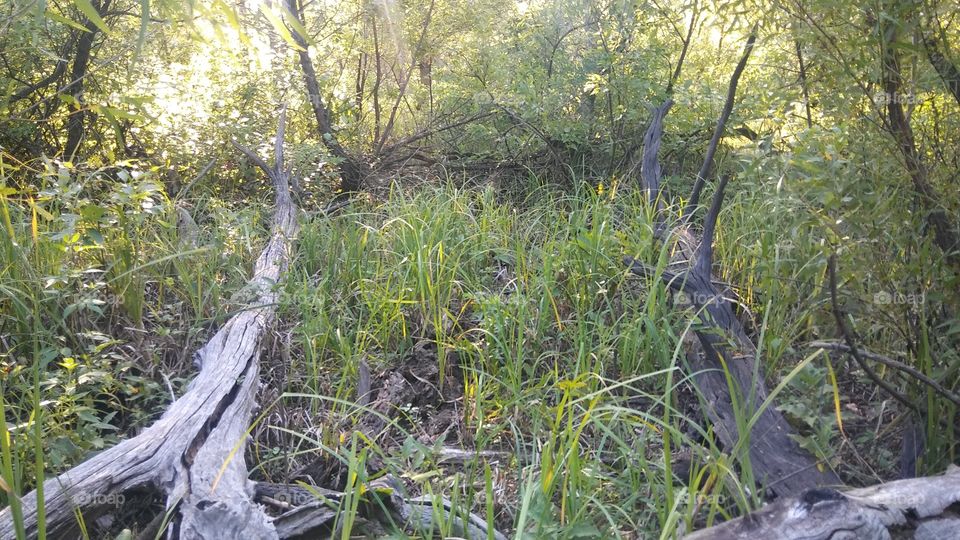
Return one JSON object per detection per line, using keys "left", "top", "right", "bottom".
{"left": 100, "top": 106, "right": 140, "bottom": 121}
{"left": 71, "top": 0, "right": 112, "bottom": 35}
{"left": 45, "top": 10, "right": 91, "bottom": 33}
{"left": 891, "top": 40, "right": 922, "bottom": 53}
{"left": 86, "top": 230, "right": 105, "bottom": 245}
{"left": 280, "top": 5, "right": 310, "bottom": 45}
{"left": 135, "top": 0, "right": 149, "bottom": 61}
{"left": 214, "top": 0, "right": 250, "bottom": 47}
{"left": 80, "top": 204, "right": 107, "bottom": 222}
{"left": 259, "top": 5, "right": 305, "bottom": 51}
{"left": 57, "top": 93, "right": 79, "bottom": 106}
{"left": 565, "top": 523, "right": 603, "bottom": 538}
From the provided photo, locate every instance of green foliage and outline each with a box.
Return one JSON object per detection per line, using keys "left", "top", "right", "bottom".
{"left": 0, "top": 152, "right": 269, "bottom": 518}
{"left": 780, "top": 363, "right": 840, "bottom": 464}
{"left": 2, "top": 0, "right": 960, "bottom": 536}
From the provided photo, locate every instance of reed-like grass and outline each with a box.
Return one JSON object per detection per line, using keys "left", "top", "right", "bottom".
{"left": 2, "top": 165, "right": 956, "bottom": 538}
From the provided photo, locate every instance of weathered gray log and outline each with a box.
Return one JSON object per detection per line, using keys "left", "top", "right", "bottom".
{"left": 683, "top": 466, "right": 960, "bottom": 539}
{"left": 0, "top": 109, "right": 508, "bottom": 540}
{"left": 0, "top": 109, "right": 299, "bottom": 539}
{"left": 625, "top": 249, "right": 841, "bottom": 497}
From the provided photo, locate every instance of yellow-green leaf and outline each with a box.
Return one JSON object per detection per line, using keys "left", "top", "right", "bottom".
{"left": 260, "top": 5, "right": 304, "bottom": 51}
{"left": 45, "top": 10, "right": 91, "bottom": 33}
{"left": 135, "top": 0, "right": 149, "bottom": 60}
{"left": 214, "top": 0, "right": 250, "bottom": 47}
{"left": 100, "top": 106, "right": 140, "bottom": 121}
{"left": 825, "top": 357, "right": 845, "bottom": 437}
{"left": 280, "top": 5, "right": 310, "bottom": 45}
{"left": 71, "top": 0, "right": 112, "bottom": 35}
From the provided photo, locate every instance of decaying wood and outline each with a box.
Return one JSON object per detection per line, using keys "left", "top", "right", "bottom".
{"left": 685, "top": 24, "right": 757, "bottom": 215}
{"left": 0, "top": 109, "right": 507, "bottom": 540}
{"left": 639, "top": 99, "right": 673, "bottom": 203}
{"left": 683, "top": 466, "right": 960, "bottom": 539}
{"left": 625, "top": 26, "right": 840, "bottom": 498}
{"left": 624, "top": 245, "right": 840, "bottom": 497}
{"left": 0, "top": 109, "right": 299, "bottom": 539}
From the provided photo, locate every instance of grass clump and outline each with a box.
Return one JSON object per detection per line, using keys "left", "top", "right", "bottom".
{"left": 271, "top": 180, "right": 766, "bottom": 537}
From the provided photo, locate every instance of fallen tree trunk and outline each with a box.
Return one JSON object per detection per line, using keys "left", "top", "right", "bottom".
{"left": 624, "top": 238, "right": 840, "bottom": 497}
{"left": 0, "top": 109, "right": 300, "bottom": 539}
{"left": 0, "top": 109, "right": 508, "bottom": 540}
{"left": 625, "top": 26, "right": 840, "bottom": 498}
{"left": 683, "top": 466, "right": 960, "bottom": 539}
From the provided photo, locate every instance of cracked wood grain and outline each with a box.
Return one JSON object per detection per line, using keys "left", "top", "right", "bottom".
{"left": 0, "top": 108, "right": 298, "bottom": 539}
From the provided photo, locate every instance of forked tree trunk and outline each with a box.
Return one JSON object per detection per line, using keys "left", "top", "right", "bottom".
{"left": 285, "top": 0, "right": 365, "bottom": 194}
{"left": 627, "top": 27, "right": 841, "bottom": 499}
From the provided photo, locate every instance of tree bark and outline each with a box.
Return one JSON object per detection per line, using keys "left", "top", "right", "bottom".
{"left": 627, "top": 27, "right": 840, "bottom": 499}
{"left": 0, "top": 106, "right": 509, "bottom": 538}
{"left": 794, "top": 38, "right": 814, "bottom": 128}
{"left": 686, "top": 25, "right": 757, "bottom": 216}
{"left": 683, "top": 466, "right": 960, "bottom": 539}
{"left": 64, "top": 0, "right": 111, "bottom": 161}
{"left": 666, "top": 0, "right": 699, "bottom": 94}
{"left": 9, "top": 34, "right": 75, "bottom": 105}
{"left": 923, "top": 32, "right": 960, "bottom": 105}
{"left": 285, "top": 0, "right": 364, "bottom": 193}
{"left": 624, "top": 244, "right": 842, "bottom": 497}
{"left": 640, "top": 99, "right": 672, "bottom": 203}
{"left": 880, "top": 9, "right": 960, "bottom": 270}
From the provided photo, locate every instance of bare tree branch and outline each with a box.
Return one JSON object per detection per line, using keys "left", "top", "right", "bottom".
{"left": 808, "top": 341, "right": 960, "bottom": 408}
{"left": 826, "top": 254, "right": 918, "bottom": 412}
{"left": 686, "top": 24, "right": 758, "bottom": 216}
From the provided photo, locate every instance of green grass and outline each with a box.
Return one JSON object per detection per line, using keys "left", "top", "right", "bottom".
{"left": 272, "top": 179, "right": 803, "bottom": 537}
{"left": 1, "top": 164, "right": 957, "bottom": 538}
